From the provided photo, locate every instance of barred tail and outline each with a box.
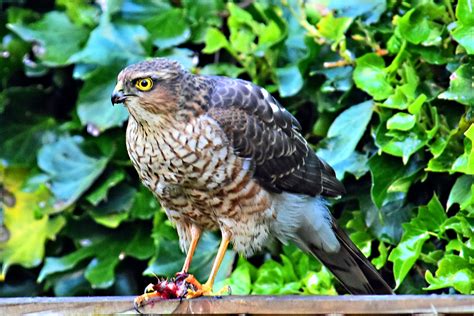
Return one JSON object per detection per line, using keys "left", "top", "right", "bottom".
{"left": 307, "top": 222, "right": 393, "bottom": 294}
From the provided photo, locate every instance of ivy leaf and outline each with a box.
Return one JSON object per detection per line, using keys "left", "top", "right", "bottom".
{"left": 227, "top": 2, "right": 259, "bottom": 54}
{"left": 0, "top": 89, "right": 57, "bottom": 166}
{"left": 353, "top": 53, "right": 393, "bottom": 100}
{"left": 86, "top": 170, "right": 126, "bottom": 206}
{"left": 331, "top": 152, "right": 370, "bottom": 180}
{"left": 426, "top": 121, "right": 465, "bottom": 173}
{"left": 280, "top": 255, "right": 299, "bottom": 283}
{"left": 38, "top": 221, "right": 155, "bottom": 289}
{"left": 452, "top": 25, "right": 474, "bottom": 54}
{"left": 313, "top": 66, "right": 353, "bottom": 93}
{"left": 369, "top": 153, "right": 421, "bottom": 209}
{"left": 448, "top": 175, "right": 474, "bottom": 212}
{"left": 388, "top": 195, "right": 447, "bottom": 289}
{"left": 129, "top": 185, "right": 161, "bottom": 220}
{"left": 408, "top": 94, "right": 427, "bottom": 115}
{"left": 203, "top": 27, "right": 229, "bottom": 54}
{"left": 346, "top": 211, "right": 373, "bottom": 257}
{"left": 316, "top": 13, "right": 352, "bottom": 43}
{"left": 7, "top": 11, "right": 88, "bottom": 66}
{"left": 452, "top": 124, "right": 474, "bottom": 174}
{"left": 76, "top": 66, "right": 129, "bottom": 132}
{"left": 372, "top": 242, "right": 388, "bottom": 270}
{"left": 217, "top": 258, "right": 252, "bottom": 295}
{"left": 425, "top": 255, "right": 473, "bottom": 294}
{"left": 37, "top": 136, "right": 111, "bottom": 210}
{"left": 456, "top": 0, "right": 474, "bottom": 25}
{"left": 358, "top": 190, "right": 413, "bottom": 244}
{"left": 145, "top": 9, "right": 190, "bottom": 49}
{"left": 1, "top": 168, "right": 66, "bottom": 279}
{"left": 375, "top": 105, "right": 438, "bottom": 164}
{"left": 442, "top": 216, "right": 474, "bottom": 242}
{"left": 87, "top": 183, "right": 136, "bottom": 228}
{"left": 328, "top": 0, "right": 386, "bottom": 24}
{"left": 317, "top": 101, "right": 373, "bottom": 178}
{"left": 56, "top": 0, "right": 98, "bottom": 27}
{"left": 182, "top": 0, "right": 224, "bottom": 43}
{"left": 119, "top": 0, "right": 172, "bottom": 22}
{"left": 252, "top": 260, "right": 285, "bottom": 294}
{"left": 397, "top": 6, "right": 442, "bottom": 45}
{"left": 438, "top": 63, "right": 474, "bottom": 106}
{"left": 302, "top": 269, "right": 337, "bottom": 295}
{"left": 276, "top": 65, "right": 303, "bottom": 97}
{"left": 386, "top": 113, "right": 416, "bottom": 131}
{"left": 69, "top": 19, "right": 148, "bottom": 67}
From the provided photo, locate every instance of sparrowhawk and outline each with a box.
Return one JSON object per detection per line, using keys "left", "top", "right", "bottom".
{"left": 111, "top": 58, "right": 393, "bottom": 303}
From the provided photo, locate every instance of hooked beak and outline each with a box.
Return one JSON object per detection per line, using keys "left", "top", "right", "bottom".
{"left": 111, "top": 89, "right": 126, "bottom": 105}
{"left": 111, "top": 81, "right": 128, "bottom": 105}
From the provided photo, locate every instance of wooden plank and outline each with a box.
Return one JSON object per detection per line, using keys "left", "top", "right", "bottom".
{"left": 0, "top": 295, "right": 473, "bottom": 315}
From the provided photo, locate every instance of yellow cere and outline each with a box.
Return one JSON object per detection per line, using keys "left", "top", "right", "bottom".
{"left": 135, "top": 78, "right": 153, "bottom": 91}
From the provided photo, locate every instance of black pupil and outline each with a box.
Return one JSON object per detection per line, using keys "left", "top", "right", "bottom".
{"left": 141, "top": 80, "right": 149, "bottom": 87}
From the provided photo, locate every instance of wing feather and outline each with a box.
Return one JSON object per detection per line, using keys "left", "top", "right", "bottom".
{"left": 206, "top": 76, "right": 345, "bottom": 197}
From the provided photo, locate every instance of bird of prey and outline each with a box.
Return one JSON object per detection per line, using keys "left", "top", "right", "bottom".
{"left": 111, "top": 58, "right": 393, "bottom": 303}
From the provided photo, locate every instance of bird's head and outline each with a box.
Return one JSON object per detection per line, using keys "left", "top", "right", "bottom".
{"left": 111, "top": 58, "right": 186, "bottom": 120}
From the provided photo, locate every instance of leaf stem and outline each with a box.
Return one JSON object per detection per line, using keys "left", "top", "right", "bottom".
{"left": 443, "top": 0, "right": 456, "bottom": 21}
{"left": 385, "top": 39, "right": 407, "bottom": 75}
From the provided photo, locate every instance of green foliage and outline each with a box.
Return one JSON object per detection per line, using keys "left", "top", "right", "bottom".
{"left": 0, "top": 0, "right": 472, "bottom": 297}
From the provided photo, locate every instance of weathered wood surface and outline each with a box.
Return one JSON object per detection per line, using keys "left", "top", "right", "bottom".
{"left": 0, "top": 295, "right": 473, "bottom": 315}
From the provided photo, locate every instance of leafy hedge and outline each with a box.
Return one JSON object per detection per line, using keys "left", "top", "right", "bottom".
{"left": 0, "top": 0, "right": 472, "bottom": 296}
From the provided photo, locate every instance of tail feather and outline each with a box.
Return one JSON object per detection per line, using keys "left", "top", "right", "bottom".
{"left": 308, "top": 222, "right": 393, "bottom": 295}
{"left": 271, "top": 192, "right": 393, "bottom": 295}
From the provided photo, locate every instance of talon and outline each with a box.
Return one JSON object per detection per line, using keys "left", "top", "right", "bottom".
{"left": 134, "top": 300, "right": 143, "bottom": 314}
{"left": 133, "top": 293, "right": 148, "bottom": 311}
{"left": 144, "top": 283, "right": 155, "bottom": 294}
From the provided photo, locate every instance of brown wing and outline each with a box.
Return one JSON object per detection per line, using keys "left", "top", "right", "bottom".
{"left": 206, "top": 76, "right": 345, "bottom": 197}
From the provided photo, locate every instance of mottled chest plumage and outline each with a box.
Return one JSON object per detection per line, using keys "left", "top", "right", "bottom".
{"left": 125, "top": 113, "right": 269, "bottom": 232}
{"left": 127, "top": 114, "right": 229, "bottom": 189}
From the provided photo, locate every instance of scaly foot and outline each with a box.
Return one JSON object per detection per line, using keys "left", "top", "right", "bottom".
{"left": 185, "top": 274, "right": 231, "bottom": 298}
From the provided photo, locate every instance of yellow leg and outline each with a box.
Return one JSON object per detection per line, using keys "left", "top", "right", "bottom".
{"left": 186, "top": 230, "right": 231, "bottom": 298}
{"left": 181, "top": 225, "right": 201, "bottom": 273}
{"left": 206, "top": 231, "right": 230, "bottom": 287}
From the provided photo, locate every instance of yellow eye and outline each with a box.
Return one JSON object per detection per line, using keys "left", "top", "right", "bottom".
{"left": 135, "top": 78, "right": 153, "bottom": 91}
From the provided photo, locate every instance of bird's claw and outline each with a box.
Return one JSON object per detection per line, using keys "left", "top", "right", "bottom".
{"left": 133, "top": 272, "right": 232, "bottom": 310}
{"left": 184, "top": 274, "right": 231, "bottom": 299}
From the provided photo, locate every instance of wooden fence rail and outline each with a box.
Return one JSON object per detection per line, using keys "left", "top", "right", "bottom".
{"left": 1, "top": 295, "right": 473, "bottom": 315}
